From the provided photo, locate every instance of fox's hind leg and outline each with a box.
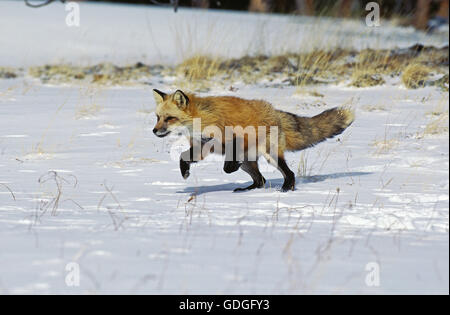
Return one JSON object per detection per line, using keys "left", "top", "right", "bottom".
{"left": 276, "top": 157, "right": 296, "bottom": 192}
{"left": 223, "top": 160, "right": 242, "bottom": 174}
{"left": 264, "top": 153, "right": 295, "bottom": 192}
{"left": 233, "top": 161, "right": 266, "bottom": 192}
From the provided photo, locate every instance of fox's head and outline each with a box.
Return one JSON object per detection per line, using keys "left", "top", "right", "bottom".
{"left": 152, "top": 89, "right": 192, "bottom": 138}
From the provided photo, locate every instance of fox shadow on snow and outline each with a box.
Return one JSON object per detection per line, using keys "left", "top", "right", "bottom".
{"left": 178, "top": 172, "right": 372, "bottom": 196}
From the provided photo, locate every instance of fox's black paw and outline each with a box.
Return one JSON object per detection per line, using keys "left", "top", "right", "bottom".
{"left": 233, "top": 185, "right": 256, "bottom": 192}
{"left": 280, "top": 182, "right": 295, "bottom": 192}
{"left": 180, "top": 159, "right": 190, "bottom": 180}
{"left": 233, "top": 179, "right": 266, "bottom": 192}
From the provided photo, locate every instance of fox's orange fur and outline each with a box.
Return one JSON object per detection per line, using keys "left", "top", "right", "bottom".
{"left": 153, "top": 89, "right": 354, "bottom": 192}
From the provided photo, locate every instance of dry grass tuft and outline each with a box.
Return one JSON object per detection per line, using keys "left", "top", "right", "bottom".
{"left": 372, "top": 126, "right": 399, "bottom": 155}
{"left": 423, "top": 112, "right": 449, "bottom": 136}
{"left": 175, "top": 55, "right": 226, "bottom": 90}
{"left": 355, "top": 49, "right": 406, "bottom": 76}
{"left": 0, "top": 67, "right": 18, "bottom": 79}
{"left": 430, "top": 74, "right": 449, "bottom": 91}
{"left": 75, "top": 103, "right": 102, "bottom": 120}
{"left": 176, "top": 55, "right": 223, "bottom": 81}
{"left": 372, "top": 138, "right": 399, "bottom": 155}
{"left": 297, "top": 152, "right": 311, "bottom": 177}
{"left": 401, "top": 63, "right": 433, "bottom": 89}
{"left": 292, "top": 49, "right": 350, "bottom": 86}
{"left": 350, "top": 72, "right": 385, "bottom": 87}
{"left": 362, "top": 104, "right": 387, "bottom": 112}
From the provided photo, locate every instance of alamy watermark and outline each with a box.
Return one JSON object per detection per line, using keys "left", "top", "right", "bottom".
{"left": 65, "top": 2, "right": 80, "bottom": 27}
{"left": 366, "top": 2, "right": 381, "bottom": 27}
{"left": 155, "top": 117, "right": 280, "bottom": 164}
{"left": 65, "top": 262, "right": 80, "bottom": 287}
{"left": 365, "top": 262, "right": 381, "bottom": 287}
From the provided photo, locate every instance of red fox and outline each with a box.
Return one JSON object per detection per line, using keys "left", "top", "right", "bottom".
{"left": 152, "top": 89, "right": 354, "bottom": 192}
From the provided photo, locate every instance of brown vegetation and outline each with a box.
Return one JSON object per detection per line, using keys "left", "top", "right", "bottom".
{"left": 2, "top": 45, "right": 445, "bottom": 91}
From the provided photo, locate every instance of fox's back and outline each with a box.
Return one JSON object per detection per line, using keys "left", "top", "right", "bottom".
{"left": 192, "top": 95, "right": 280, "bottom": 129}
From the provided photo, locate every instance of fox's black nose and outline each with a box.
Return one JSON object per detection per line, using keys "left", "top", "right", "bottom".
{"left": 153, "top": 128, "right": 157, "bottom": 134}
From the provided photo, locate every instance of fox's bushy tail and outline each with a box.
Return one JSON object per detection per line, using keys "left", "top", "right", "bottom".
{"left": 281, "top": 107, "right": 355, "bottom": 151}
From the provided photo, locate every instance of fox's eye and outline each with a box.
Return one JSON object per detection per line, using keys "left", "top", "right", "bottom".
{"left": 165, "top": 116, "right": 177, "bottom": 122}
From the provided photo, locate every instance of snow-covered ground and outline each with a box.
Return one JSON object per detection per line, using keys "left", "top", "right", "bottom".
{"left": 0, "top": 1, "right": 448, "bottom": 294}
{"left": 0, "top": 0, "right": 448, "bottom": 67}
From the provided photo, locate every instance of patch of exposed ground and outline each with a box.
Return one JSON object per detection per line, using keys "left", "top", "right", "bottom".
{"left": 2, "top": 45, "right": 448, "bottom": 91}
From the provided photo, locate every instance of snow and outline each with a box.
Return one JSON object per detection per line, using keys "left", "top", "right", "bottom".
{"left": 0, "top": 0, "right": 448, "bottom": 67}
{"left": 0, "top": 1, "right": 449, "bottom": 294}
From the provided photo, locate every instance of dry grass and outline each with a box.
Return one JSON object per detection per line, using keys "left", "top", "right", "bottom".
{"left": 362, "top": 104, "right": 387, "bottom": 112}
{"left": 6, "top": 43, "right": 447, "bottom": 91}
{"left": 75, "top": 86, "right": 104, "bottom": 119}
{"left": 0, "top": 84, "right": 19, "bottom": 99}
{"left": 372, "top": 126, "right": 399, "bottom": 155}
{"left": 175, "top": 55, "right": 226, "bottom": 90}
{"left": 297, "top": 152, "right": 311, "bottom": 177}
{"left": 427, "top": 97, "right": 449, "bottom": 117}
{"left": 28, "top": 63, "right": 164, "bottom": 85}
{"left": 372, "top": 138, "right": 399, "bottom": 155}
{"left": 175, "top": 49, "right": 352, "bottom": 89}
{"left": 350, "top": 72, "right": 385, "bottom": 88}
{"left": 292, "top": 49, "right": 350, "bottom": 86}
{"left": 401, "top": 63, "right": 433, "bottom": 89}
{"left": 355, "top": 49, "right": 407, "bottom": 75}
{"left": 294, "top": 88, "right": 325, "bottom": 98}
{"left": 174, "top": 45, "right": 447, "bottom": 91}
{"left": 430, "top": 74, "right": 449, "bottom": 92}
{"left": 0, "top": 67, "right": 18, "bottom": 79}
{"left": 176, "top": 55, "right": 223, "bottom": 81}
{"left": 349, "top": 48, "right": 417, "bottom": 87}
{"left": 422, "top": 112, "right": 449, "bottom": 136}
{"left": 75, "top": 103, "right": 102, "bottom": 120}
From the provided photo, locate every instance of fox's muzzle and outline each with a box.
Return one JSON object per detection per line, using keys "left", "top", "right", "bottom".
{"left": 153, "top": 128, "right": 171, "bottom": 138}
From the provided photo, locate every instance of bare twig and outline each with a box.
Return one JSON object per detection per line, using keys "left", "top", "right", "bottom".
{"left": 37, "top": 171, "right": 80, "bottom": 216}
{"left": 25, "top": 0, "right": 65, "bottom": 8}
{"left": 0, "top": 183, "right": 16, "bottom": 201}
{"left": 25, "top": 0, "right": 179, "bottom": 13}
{"left": 98, "top": 181, "right": 128, "bottom": 231}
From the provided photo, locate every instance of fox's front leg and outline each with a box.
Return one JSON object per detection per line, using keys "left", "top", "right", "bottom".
{"left": 179, "top": 147, "right": 196, "bottom": 179}
{"left": 180, "top": 155, "right": 192, "bottom": 179}
{"left": 180, "top": 139, "right": 214, "bottom": 179}
{"left": 223, "top": 137, "right": 243, "bottom": 174}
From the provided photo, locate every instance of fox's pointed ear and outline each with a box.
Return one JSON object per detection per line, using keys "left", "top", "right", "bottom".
{"left": 173, "top": 90, "right": 189, "bottom": 110}
{"left": 153, "top": 89, "right": 167, "bottom": 105}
